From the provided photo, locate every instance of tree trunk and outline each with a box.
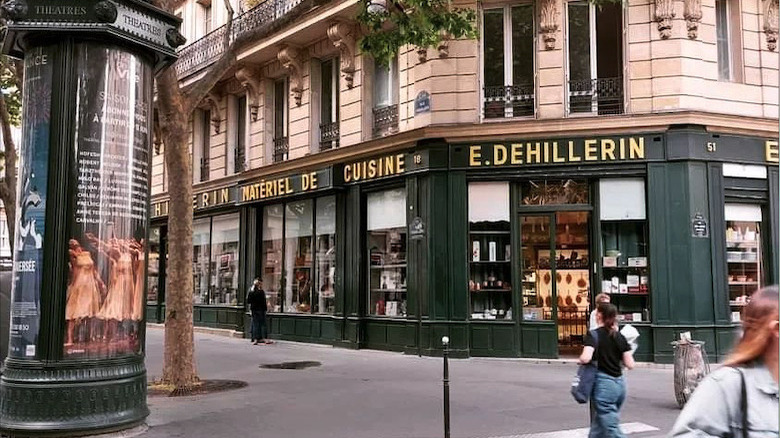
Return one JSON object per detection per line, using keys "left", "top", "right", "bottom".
{"left": 157, "top": 67, "right": 198, "bottom": 388}
{"left": 0, "top": 91, "right": 17, "bottom": 253}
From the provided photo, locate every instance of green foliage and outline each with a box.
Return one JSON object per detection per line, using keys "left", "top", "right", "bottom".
{"left": 0, "top": 56, "right": 21, "bottom": 126}
{"left": 357, "top": 0, "right": 477, "bottom": 67}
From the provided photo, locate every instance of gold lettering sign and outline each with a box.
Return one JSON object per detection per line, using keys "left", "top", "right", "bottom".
{"left": 467, "top": 137, "right": 646, "bottom": 167}
{"left": 766, "top": 140, "right": 779, "bottom": 163}
{"left": 343, "top": 154, "right": 405, "bottom": 183}
{"left": 239, "top": 172, "right": 320, "bottom": 203}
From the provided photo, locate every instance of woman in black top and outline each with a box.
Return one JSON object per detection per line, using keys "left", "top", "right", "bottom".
{"left": 580, "top": 303, "right": 636, "bottom": 438}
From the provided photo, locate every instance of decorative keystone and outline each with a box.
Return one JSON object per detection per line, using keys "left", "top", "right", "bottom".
{"left": 278, "top": 45, "right": 304, "bottom": 106}
{"left": 205, "top": 92, "right": 222, "bottom": 134}
{"left": 95, "top": 1, "right": 118, "bottom": 23}
{"left": 654, "top": 0, "right": 675, "bottom": 39}
{"left": 765, "top": 0, "right": 779, "bottom": 51}
{"left": 539, "top": 0, "right": 559, "bottom": 50}
{"left": 166, "top": 28, "right": 187, "bottom": 48}
{"left": 1, "top": 0, "right": 28, "bottom": 20}
{"left": 327, "top": 22, "right": 356, "bottom": 88}
{"left": 417, "top": 46, "right": 428, "bottom": 63}
{"left": 235, "top": 66, "right": 263, "bottom": 121}
{"left": 683, "top": 0, "right": 702, "bottom": 39}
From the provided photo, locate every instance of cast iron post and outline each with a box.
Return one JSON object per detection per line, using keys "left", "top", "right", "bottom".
{"left": 442, "top": 335, "right": 450, "bottom": 438}
{"left": 0, "top": 1, "right": 183, "bottom": 436}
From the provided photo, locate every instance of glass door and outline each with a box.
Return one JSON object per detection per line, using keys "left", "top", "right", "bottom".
{"left": 520, "top": 212, "right": 591, "bottom": 355}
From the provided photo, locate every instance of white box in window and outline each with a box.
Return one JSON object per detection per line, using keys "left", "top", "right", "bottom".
{"left": 619, "top": 284, "right": 628, "bottom": 294}
{"left": 602, "top": 280, "right": 612, "bottom": 294}
{"left": 628, "top": 257, "right": 647, "bottom": 267}
{"left": 472, "top": 241, "right": 480, "bottom": 262}
{"left": 489, "top": 242, "right": 497, "bottom": 261}
{"left": 627, "top": 275, "right": 640, "bottom": 287}
{"left": 603, "top": 257, "right": 618, "bottom": 267}
{"left": 632, "top": 312, "right": 642, "bottom": 321}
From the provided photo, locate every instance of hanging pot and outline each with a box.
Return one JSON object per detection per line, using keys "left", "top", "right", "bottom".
{"left": 544, "top": 272, "right": 551, "bottom": 285}
{"left": 577, "top": 273, "right": 587, "bottom": 289}
{"left": 556, "top": 272, "right": 562, "bottom": 283}
{"left": 566, "top": 273, "right": 572, "bottom": 284}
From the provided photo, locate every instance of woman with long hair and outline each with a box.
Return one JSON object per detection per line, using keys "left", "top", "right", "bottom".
{"left": 579, "top": 303, "right": 635, "bottom": 438}
{"left": 671, "top": 286, "right": 779, "bottom": 437}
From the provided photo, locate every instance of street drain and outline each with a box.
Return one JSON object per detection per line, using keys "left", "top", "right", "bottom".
{"left": 260, "top": 361, "right": 321, "bottom": 370}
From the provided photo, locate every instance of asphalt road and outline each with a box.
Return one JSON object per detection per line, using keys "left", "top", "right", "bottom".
{"left": 141, "top": 328, "right": 681, "bottom": 438}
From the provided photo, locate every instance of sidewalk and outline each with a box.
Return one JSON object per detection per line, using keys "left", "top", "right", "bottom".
{"left": 142, "top": 328, "right": 680, "bottom": 438}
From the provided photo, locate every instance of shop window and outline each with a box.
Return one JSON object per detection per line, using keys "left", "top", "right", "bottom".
{"left": 147, "top": 227, "right": 161, "bottom": 304}
{"left": 725, "top": 204, "right": 764, "bottom": 322}
{"left": 566, "top": 2, "right": 624, "bottom": 115}
{"left": 598, "top": 179, "right": 650, "bottom": 323}
{"left": 468, "top": 182, "right": 512, "bottom": 320}
{"left": 520, "top": 179, "right": 589, "bottom": 205}
{"left": 367, "top": 188, "right": 407, "bottom": 317}
{"left": 193, "top": 218, "right": 211, "bottom": 304}
{"left": 482, "top": 5, "right": 534, "bottom": 119}
{"left": 263, "top": 197, "right": 336, "bottom": 315}
{"left": 315, "top": 196, "right": 336, "bottom": 314}
{"left": 191, "top": 214, "right": 240, "bottom": 305}
{"left": 262, "top": 204, "right": 284, "bottom": 312}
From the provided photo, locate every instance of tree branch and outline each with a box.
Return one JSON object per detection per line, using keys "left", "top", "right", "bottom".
{"left": 0, "top": 91, "right": 18, "bottom": 252}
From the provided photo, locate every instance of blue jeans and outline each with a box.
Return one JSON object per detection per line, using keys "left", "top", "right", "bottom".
{"left": 589, "top": 372, "right": 626, "bottom": 438}
{"left": 251, "top": 311, "right": 267, "bottom": 341}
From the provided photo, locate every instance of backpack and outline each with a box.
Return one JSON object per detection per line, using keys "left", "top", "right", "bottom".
{"left": 571, "top": 329, "right": 599, "bottom": 404}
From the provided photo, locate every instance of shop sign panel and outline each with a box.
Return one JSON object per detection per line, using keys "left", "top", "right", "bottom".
{"left": 340, "top": 150, "right": 430, "bottom": 184}
{"left": 668, "top": 133, "right": 779, "bottom": 165}
{"left": 451, "top": 135, "right": 663, "bottom": 169}
{"left": 238, "top": 168, "right": 333, "bottom": 204}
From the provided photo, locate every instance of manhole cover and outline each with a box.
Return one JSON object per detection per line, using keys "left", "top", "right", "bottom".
{"left": 260, "top": 361, "right": 321, "bottom": 370}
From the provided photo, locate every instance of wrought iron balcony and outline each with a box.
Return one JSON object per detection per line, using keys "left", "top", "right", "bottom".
{"left": 568, "top": 77, "right": 624, "bottom": 115}
{"left": 175, "top": 0, "right": 306, "bottom": 78}
{"left": 273, "top": 136, "right": 289, "bottom": 162}
{"left": 319, "top": 122, "right": 339, "bottom": 151}
{"left": 199, "top": 157, "right": 209, "bottom": 182}
{"left": 483, "top": 84, "right": 535, "bottom": 119}
{"left": 234, "top": 147, "right": 246, "bottom": 173}
{"left": 372, "top": 104, "right": 398, "bottom": 137}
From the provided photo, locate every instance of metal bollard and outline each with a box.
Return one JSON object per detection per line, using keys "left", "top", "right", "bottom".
{"left": 442, "top": 336, "right": 450, "bottom": 438}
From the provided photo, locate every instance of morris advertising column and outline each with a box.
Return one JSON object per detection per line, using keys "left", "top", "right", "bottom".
{"left": 0, "top": 1, "right": 183, "bottom": 435}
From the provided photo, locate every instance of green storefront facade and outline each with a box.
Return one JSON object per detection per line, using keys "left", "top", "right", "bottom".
{"left": 148, "top": 125, "right": 779, "bottom": 363}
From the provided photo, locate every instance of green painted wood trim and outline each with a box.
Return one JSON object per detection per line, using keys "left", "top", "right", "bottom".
{"left": 448, "top": 172, "right": 468, "bottom": 321}
{"left": 707, "top": 163, "right": 731, "bottom": 324}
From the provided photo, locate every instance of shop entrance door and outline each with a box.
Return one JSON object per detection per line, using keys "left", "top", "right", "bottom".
{"left": 520, "top": 212, "right": 591, "bottom": 356}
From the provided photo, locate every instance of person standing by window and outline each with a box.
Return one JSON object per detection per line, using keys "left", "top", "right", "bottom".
{"left": 670, "top": 286, "right": 778, "bottom": 437}
{"left": 247, "top": 278, "right": 271, "bottom": 345}
{"left": 580, "top": 303, "right": 635, "bottom": 438}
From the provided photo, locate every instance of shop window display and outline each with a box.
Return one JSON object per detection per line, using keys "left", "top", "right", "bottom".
{"left": 263, "top": 197, "right": 335, "bottom": 315}
{"left": 315, "top": 196, "right": 336, "bottom": 314}
{"left": 147, "top": 227, "right": 161, "bottom": 303}
{"left": 193, "top": 218, "right": 211, "bottom": 304}
{"left": 521, "top": 179, "right": 588, "bottom": 205}
{"left": 468, "top": 182, "right": 512, "bottom": 320}
{"left": 262, "top": 204, "right": 284, "bottom": 312}
{"left": 367, "top": 189, "right": 407, "bottom": 317}
{"left": 191, "top": 214, "right": 240, "bottom": 305}
{"left": 725, "top": 204, "right": 764, "bottom": 322}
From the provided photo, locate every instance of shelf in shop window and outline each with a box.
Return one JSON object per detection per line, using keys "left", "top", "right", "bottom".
{"left": 728, "top": 281, "right": 759, "bottom": 286}
{"left": 370, "top": 264, "right": 407, "bottom": 269}
{"left": 729, "top": 301, "right": 749, "bottom": 307}
{"left": 470, "top": 288, "right": 512, "bottom": 292}
{"left": 371, "top": 288, "right": 407, "bottom": 293}
{"left": 726, "top": 240, "right": 759, "bottom": 247}
{"left": 611, "top": 292, "right": 650, "bottom": 297}
{"left": 727, "top": 260, "right": 759, "bottom": 264}
{"left": 602, "top": 266, "right": 649, "bottom": 270}
{"left": 470, "top": 260, "right": 511, "bottom": 264}
{"left": 469, "top": 231, "right": 511, "bottom": 235}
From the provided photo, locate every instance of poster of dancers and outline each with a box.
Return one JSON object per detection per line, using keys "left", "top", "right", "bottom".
{"left": 63, "top": 43, "right": 152, "bottom": 359}
{"left": 8, "top": 46, "right": 54, "bottom": 359}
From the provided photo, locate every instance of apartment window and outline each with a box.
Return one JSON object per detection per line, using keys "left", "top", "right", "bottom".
{"left": 715, "top": 0, "right": 743, "bottom": 82}
{"left": 193, "top": 109, "right": 210, "bottom": 182}
{"left": 319, "top": 58, "right": 340, "bottom": 151}
{"left": 482, "top": 5, "right": 534, "bottom": 119}
{"left": 232, "top": 95, "right": 247, "bottom": 173}
{"left": 273, "top": 78, "right": 289, "bottom": 162}
{"left": 200, "top": 1, "right": 212, "bottom": 35}
{"left": 372, "top": 57, "right": 398, "bottom": 137}
{"left": 567, "top": 2, "right": 623, "bottom": 115}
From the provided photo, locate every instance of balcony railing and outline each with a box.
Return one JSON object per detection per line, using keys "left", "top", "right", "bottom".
{"left": 319, "top": 121, "right": 339, "bottom": 151}
{"left": 372, "top": 104, "right": 398, "bottom": 137}
{"left": 175, "top": 0, "right": 306, "bottom": 78}
{"left": 273, "top": 136, "right": 289, "bottom": 162}
{"left": 483, "top": 84, "right": 535, "bottom": 119}
{"left": 200, "top": 157, "right": 209, "bottom": 182}
{"left": 568, "top": 77, "right": 624, "bottom": 116}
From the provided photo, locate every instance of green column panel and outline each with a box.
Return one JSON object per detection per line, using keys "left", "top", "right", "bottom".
{"left": 448, "top": 172, "right": 469, "bottom": 321}
{"left": 647, "top": 163, "right": 673, "bottom": 324}
{"left": 769, "top": 167, "right": 779, "bottom": 283}
{"left": 707, "top": 164, "right": 730, "bottom": 324}
{"left": 344, "top": 186, "right": 363, "bottom": 318}
{"left": 406, "top": 176, "right": 421, "bottom": 319}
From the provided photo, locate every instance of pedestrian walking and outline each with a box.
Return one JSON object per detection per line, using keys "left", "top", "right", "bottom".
{"left": 247, "top": 277, "right": 272, "bottom": 345}
{"left": 670, "top": 286, "right": 779, "bottom": 437}
{"left": 580, "top": 303, "right": 635, "bottom": 438}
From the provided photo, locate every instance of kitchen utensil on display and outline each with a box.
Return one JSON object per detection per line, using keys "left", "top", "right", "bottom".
{"left": 566, "top": 273, "right": 572, "bottom": 284}
{"left": 576, "top": 294, "right": 582, "bottom": 304}
{"left": 557, "top": 295, "right": 564, "bottom": 307}
{"left": 577, "top": 273, "right": 587, "bottom": 288}
{"left": 545, "top": 296, "right": 552, "bottom": 307}
{"left": 544, "top": 272, "right": 551, "bottom": 285}
{"left": 556, "top": 272, "right": 562, "bottom": 283}
{"left": 565, "top": 289, "right": 573, "bottom": 306}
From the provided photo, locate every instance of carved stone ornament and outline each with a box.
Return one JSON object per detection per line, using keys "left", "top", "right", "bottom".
{"left": 167, "top": 28, "right": 187, "bottom": 48}
{"left": 278, "top": 46, "right": 304, "bottom": 106}
{"left": 417, "top": 46, "right": 428, "bottom": 63}
{"left": 94, "top": 0, "right": 118, "bottom": 23}
{"left": 1, "top": 0, "right": 28, "bottom": 20}
{"left": 683, "top": 0, "right": 702, "bottom": 39}
{"left": 438, "top": 30, "right": 451, "bottom": 58}
{"left": 327, "top": 22, "right": 356, "bottom": 88}
{"left": 205, "top": 92, "right": 222, "bottom": 134}
{"left": 654, "top": 0, "right": 675, "bottom": 39}
{"left": 235, "top": 66, "right": 263, "bottom": 121}
{"left": 539, "top": 0, "right": 559, "bottom": 50}
{"left": 765, "top": 0, "right": 779, "bottom": 51}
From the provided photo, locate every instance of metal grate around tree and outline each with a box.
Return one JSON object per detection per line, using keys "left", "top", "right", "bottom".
{"left": 483, "top": 84, "right": 535, "bottom": 119}
{"left": 319, "top": 121, "right": 339, "bottom": 151}
{"left": 372, "top": 104, "right": 398, "bottom": 137}
{"left": 273, "top": 136, "right": 289, "bottom": 162}
{"left": 568, "top": 77, "right": 624, "bottom": 116}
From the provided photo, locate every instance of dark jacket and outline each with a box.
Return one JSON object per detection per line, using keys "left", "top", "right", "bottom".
{"left": 247, "top": 286, "right": 267, "bottom": 313}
